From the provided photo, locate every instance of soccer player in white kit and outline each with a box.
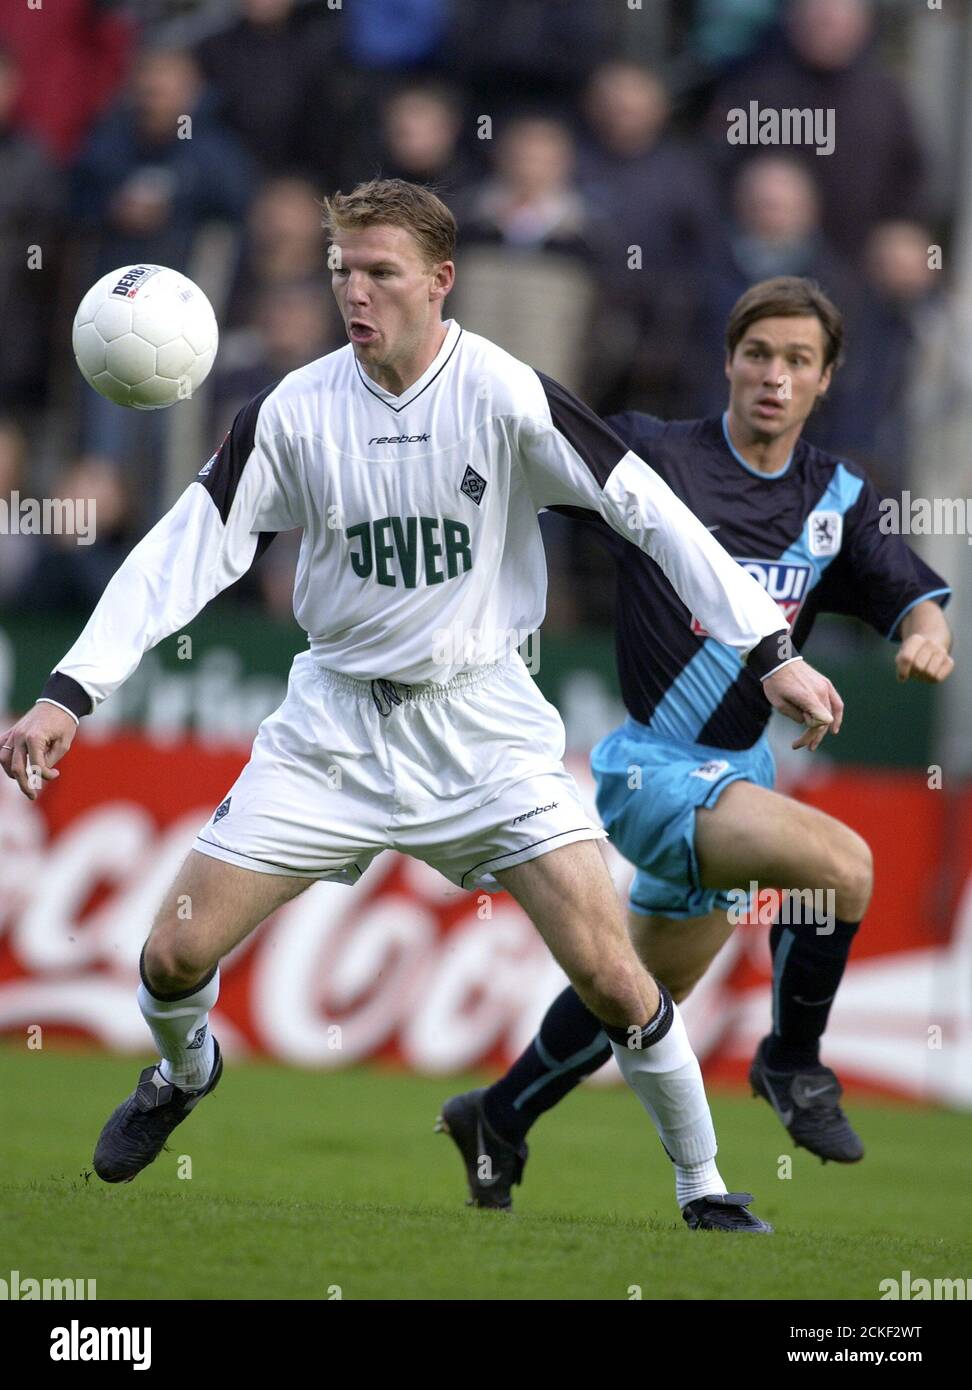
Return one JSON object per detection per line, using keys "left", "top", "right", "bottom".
{"left": 1, "top": 180, "right": 843, "bottom": 1232}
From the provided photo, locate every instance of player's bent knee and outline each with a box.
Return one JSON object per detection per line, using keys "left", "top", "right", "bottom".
{"left": 142, "top": 932, "right": 217, "bottom": 997}
{"left": 841, "top": 830, "right": 873, "bottom": 912}
{"left": 828, "top": 830, "right": 874, "bottom": 920}
{"left": 571, "top": 958, "right": 656, "bottom": 1026}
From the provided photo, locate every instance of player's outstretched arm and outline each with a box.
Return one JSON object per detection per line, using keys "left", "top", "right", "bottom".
{"left": 515, "top": 373, "right": 846, "bottom": 752}
{"left": 517, "top": 374, "right": 788, "bottom": 658}
{"left": 896, "top": 600, "right": 954, "bottom": 683}
{"left": 0, "top": 703, "right": 78, "bottom": 801}
{"left": 762, "top": 659, "right": 844, "bottom": 752}
{"left": 9, "top": 389, "right": 298, "bottom": 799}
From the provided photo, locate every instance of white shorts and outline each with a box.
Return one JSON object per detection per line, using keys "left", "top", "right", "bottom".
{"left": 194, "top": 650, "right": 604, "bottom": 891}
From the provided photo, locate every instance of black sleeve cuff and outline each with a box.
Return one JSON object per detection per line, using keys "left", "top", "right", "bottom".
{"left": 745, "top": 630, "right": 799, "bottom": 681}
{"left": 39, "top": 672, "right": 94, "bottom": 719}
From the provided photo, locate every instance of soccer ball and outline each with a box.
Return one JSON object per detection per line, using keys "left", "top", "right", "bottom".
{"left": 72, "top": 264, "right": 218, "bottom": 409}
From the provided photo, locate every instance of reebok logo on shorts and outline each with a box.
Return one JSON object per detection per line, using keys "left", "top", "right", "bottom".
{"left": 512, "top": 801, "right": 559, "bottom": 825}
{"left": 213, "top": 797, "right": 231, "bottom": 823}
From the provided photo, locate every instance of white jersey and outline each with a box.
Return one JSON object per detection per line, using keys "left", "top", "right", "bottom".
{"left": 41, "top": 319, "right": 791, "bottom": 720}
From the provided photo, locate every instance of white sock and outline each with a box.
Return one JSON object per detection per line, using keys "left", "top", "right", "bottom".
{"left": 609, "top": 1001, "right": 727, "bottom": 1210}
{"left": 673, "top": 1156, "right": 727, "bottom": 1207}
{"left": 138, "top": 968, "right": 219, "bottom": 1090}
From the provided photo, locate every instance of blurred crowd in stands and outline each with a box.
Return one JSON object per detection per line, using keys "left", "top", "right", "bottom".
{"left": 0, "top": 0, "right": 957, "bottom": 630}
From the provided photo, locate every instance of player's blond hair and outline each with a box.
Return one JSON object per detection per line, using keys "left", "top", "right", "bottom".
{"left": 320, "top": 179, "right": 457, "bottom": 268}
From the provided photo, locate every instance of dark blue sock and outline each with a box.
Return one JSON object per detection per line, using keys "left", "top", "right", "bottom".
{"left": 765, "top": 916, "right": 861, "bottom": 1070}
{"left": 483, "top": 986, "right": 612, "bottom": 1145}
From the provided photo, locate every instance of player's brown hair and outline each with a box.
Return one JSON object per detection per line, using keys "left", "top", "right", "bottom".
{"left": 726, "top": 277, "right": 844, "bottom": 372}
{"left": 320, "top": 178, "right": 457, "bottom": 267}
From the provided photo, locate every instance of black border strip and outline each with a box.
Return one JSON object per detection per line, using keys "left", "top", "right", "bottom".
{"left": 38, "top": 671, "right": 93, "bottom": 719}
{"left": 746, "top": 630, "right": 797, "bottom": 680}
{"left": 536, "top": 371, "right": 628, "bottom": 487}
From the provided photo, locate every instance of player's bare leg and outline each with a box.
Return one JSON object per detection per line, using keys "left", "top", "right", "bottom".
{"left": 694, "top": 780, "right": 872, "bottom": 919}
{"left": 459, "top": 778, "right": 872, "bottom": 1205}
{"left": 626, "top": 907, "right": 735, "bottom": 1004}
{"left": 439, "top": 839, "right": 771, "bottom": 1230}
{"left": 619, "top": 786, "right": 869, "bottom": 1158}
{"left": 623, "top": 781, "right": 871, "bottom": 999}
{"left": 497, "top": 840, "right": 658, "bottom": 1028}
{"left": 93, "top": 851, "right": 311, "bottom": 1183}
{"left": 141, "top": 850, "right": 313, "bottom": 995}
{"left": 693, "top": 780, "right": 871, "bottom": 1160}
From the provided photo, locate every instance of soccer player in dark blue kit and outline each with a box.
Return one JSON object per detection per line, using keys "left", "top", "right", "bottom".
{"left": 439, "top": 277, "right": 954, "bottom": 1218}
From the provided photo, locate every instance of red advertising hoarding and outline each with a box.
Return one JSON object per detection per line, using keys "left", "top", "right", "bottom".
{"left": 1, "top": 731, "right": 969, "bottom": 1103}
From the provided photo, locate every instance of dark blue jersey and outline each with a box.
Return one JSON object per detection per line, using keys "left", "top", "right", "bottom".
{"left": 556, "top": 412, "right": 951, "bottom": 751}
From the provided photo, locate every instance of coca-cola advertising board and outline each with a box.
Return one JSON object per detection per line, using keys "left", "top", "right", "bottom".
{"left": 2, "top": 729, "right": 969, "bottom": 1105}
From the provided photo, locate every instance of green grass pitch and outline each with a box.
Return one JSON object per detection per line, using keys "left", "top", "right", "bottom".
{"left": 2, "top": 1043, "right": 970, "bottom": 1300}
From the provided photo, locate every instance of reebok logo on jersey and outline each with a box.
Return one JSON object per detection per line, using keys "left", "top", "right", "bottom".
{"left": 691, "top": 558, "right": 811, "bottom": 634}
{"left": 346, "top": 515, "right": 472, "bottom": 588}
{"left": 512, "top": 801, "right": 559, "bottom": 825}
{"left": 368, "top": 433, "right": 430, "bottom": 445}
{"left": 460, "top": 466, "right": 487, "bottom": 505}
